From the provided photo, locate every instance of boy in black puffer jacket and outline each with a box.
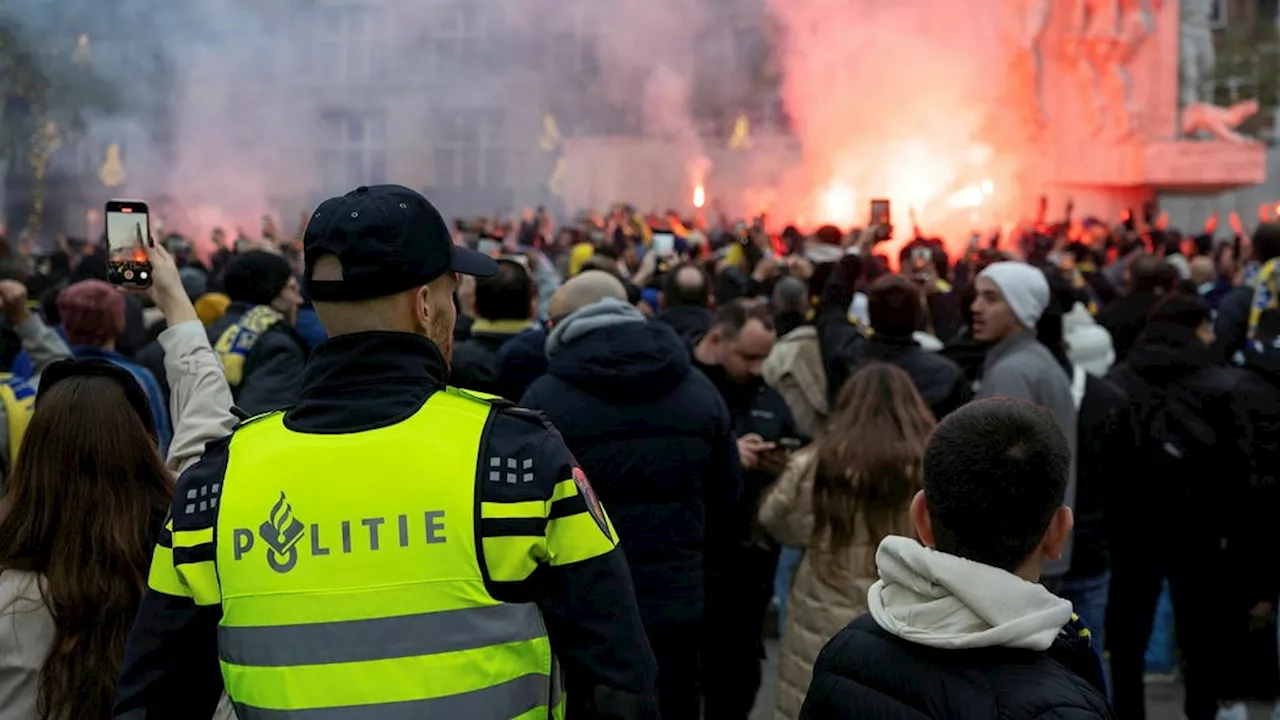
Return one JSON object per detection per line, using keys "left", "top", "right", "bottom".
{"left": 801, "top": 398, "right": 1113, "bottom": 720}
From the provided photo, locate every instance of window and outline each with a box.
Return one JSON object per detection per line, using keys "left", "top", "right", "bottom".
{"left": 431, "top": 1, "right": 495, "bottom": 72}
{"left": 432, "top": 109, "right": 506, "bottom": 188}
{"left": 318, "top": 110, "right": 387, "bottom": 190}
{"left": 314, "top": 3, "right": 391, "bottom": 84}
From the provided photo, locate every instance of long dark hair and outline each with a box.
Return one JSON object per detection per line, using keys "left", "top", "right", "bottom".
{"left": 812, "top": 362, "right": 935, "bottom": 581}
{"left": 0, "top": 376, "right": 172, "bottom": 719}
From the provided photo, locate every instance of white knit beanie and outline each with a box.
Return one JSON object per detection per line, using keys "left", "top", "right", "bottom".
{"left": 977, "top": 262, "right": 1050, "bottom": 330}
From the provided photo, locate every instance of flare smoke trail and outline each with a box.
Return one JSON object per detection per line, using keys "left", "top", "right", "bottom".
{"left": 767, "top": 0, "right": 1027, "bottom": 250}
{"left": 2, "top": 0, "right": 722, "bottom": 242}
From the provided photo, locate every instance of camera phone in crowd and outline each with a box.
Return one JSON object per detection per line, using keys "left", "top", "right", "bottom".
{"left": 104, "top": 199, "right": 153, "bottom": 289}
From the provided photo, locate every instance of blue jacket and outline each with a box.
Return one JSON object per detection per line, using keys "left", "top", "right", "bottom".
{"left": 71, "top": 346, "right": 172, "bottom": 456}
{"left": 521, "top": 314, "right": 741, "bottom": 628}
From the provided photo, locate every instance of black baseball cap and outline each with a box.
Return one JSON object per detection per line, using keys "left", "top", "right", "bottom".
{"left": 303, "top": 184, "right": 498, "bottom": 302}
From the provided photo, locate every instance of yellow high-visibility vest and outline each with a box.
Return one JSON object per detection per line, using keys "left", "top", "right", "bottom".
{"left": 204, "top": 388, "right": 564, "bottom": 718}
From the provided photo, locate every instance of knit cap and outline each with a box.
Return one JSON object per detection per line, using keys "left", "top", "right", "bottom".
{"left": 977, "top": 262, "right": 1050, "bottom": 330}
{"left": 58, "top": 279, "right": 125, "bottom": 347}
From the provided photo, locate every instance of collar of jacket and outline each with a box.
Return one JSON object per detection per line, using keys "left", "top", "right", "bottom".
{"left": 469, "top": 318, "right": 535, "bottom": 336}
{"left": 300, "top": 331, "right": 447, "bottom": 403}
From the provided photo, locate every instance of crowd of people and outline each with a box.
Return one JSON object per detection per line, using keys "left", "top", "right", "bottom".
{"left": 0, "top": 186, "right": 1271, "bottom": 720}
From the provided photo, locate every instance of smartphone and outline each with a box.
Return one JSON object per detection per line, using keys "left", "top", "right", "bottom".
{"left": 870, "top": 199, "right": 890, "bottom": 225}
{"left": 105, "top": 199, "right": 152, "bottom": 288}
{"left": 870, "top": 199, "right": 892, "bottom": 241}
{"left": 652, "top": 232, "right": 676, "bottom": 258}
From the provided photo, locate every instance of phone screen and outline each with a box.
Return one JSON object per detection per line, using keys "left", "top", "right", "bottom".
{"left": 105, "top": 200, "right": 152, "bottom": 287}
{"left": 870, "top": 199, "right": 890, "bottom": 225}
{"left": 652, "top": 232, "right": 676, "bottom": 258}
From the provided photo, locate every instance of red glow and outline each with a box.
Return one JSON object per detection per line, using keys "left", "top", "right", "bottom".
{"left": 693, "top": 185, "right": 706, "bottom": 209}
{"left": 764, "top": 0, "right": 1030, "bottom": 259}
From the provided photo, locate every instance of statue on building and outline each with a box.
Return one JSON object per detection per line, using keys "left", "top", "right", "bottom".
{"left": 1182, "top": 99, "right": 1260, "bottom": 143}
{"left": 1179, "top": 0, "right": 1215, "bottom": 107}
{"left": 1064, "top": 0, "right": 1157, "bottom": 138}
{"left": 1018, "top": 0, "right": 1054, "bottom": 132}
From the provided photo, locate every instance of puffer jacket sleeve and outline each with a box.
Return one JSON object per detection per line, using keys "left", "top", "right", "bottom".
{"left": 759, "top": 448, "right": 817, "bottom": 549}
{"left": 159, "top": 320, "right": 236, "bottom": 475}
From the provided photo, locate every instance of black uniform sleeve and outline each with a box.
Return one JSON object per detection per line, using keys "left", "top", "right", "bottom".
{"left": 114, "top": 441, "right": 229, "bottom": 718}
{"left": 476, "top": 407, "right": 659, "bottom": 720}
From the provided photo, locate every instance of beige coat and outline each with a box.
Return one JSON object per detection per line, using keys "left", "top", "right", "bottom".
{"left": 758, "top": 449, "right": 910, "bottom": 720}
{"left": 0, "top": 321, "right": 239, "bottom": 720}
{"left": 762, "top": 327, "right": 828, "bottom": 440}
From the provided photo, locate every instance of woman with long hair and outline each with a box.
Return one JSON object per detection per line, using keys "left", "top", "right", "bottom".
{"left": 0, "top": 241, "right": 236, "bottom": 720}
{"left": 760, "top": 361, "right": 936, "bottom": 720}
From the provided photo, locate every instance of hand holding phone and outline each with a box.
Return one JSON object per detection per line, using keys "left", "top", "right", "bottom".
{"left": 105, "top": 199, "right": 153, "bottom": 289}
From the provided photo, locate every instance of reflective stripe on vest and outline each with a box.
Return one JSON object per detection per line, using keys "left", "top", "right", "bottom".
{"left": 215, "top": 388, "right": 556, "bottom": 718}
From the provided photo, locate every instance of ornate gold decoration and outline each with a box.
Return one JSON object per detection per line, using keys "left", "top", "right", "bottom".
{"left": 99, "top": 143, "right": 127, "bottom": 187}
{"left": 729, "top": 114, "right": 752, "bottom": 149}
{"left": 539, "top": 114, "right": 562, "bottom": 152}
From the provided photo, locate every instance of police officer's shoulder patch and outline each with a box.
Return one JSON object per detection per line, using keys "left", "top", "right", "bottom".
{"left": 572, "top": 466, "right": 611, "bottom": 542}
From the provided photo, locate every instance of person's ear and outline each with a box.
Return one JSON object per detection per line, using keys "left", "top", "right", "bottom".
{"left": 1040, "top": 506, "right": 1074, "bottom": 561}
{"left": 413, "top": 285, "right": 432, "bottom": 333}
{"left": 909, "top": 490, "right": 935, "bottom": 548}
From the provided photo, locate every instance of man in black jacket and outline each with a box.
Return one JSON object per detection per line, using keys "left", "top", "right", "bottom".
{"left": 1036, "top": 272, "right": 1130, "bottom": 673}
{"left": 863, "top": 275, "right": 970, "bottom": 419}
{"left": 654, "top": 262, "right": 714, "bottom": 350}
{"left": 1106, "top": 294, "right": 1258, "bottom": 720}
{"left": 521, "top": 270, "right": 741, "bottom": 720}
{"left": 693, "top": 299, "right": 803, "bottom": 720}
{"left": 207, "top": 250, "right": 308, "bottom": 415}
{"left": 801, "top": 398, "right": 1112, "bottom": 720}
{"left": 451, "top": 258, "right": 536, "bottom": 399}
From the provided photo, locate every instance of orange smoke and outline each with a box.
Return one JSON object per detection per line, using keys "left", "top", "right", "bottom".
{"left": 768, "top": 0, "right": 1030, "bottom": 258}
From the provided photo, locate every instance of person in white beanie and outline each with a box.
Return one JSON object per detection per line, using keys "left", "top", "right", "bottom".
{"left": 971, "top": 262, "right": 1078, "bottom": 580}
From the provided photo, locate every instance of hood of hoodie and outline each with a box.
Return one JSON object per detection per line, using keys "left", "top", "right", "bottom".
{"left": 1126, "top": 323, "right": 1214, "bottom": 384}
{"left": 1063, "top": 302, "right": 1116, "bottom": 375}
{"left": 867, "top": 536, "right": 1073, "bottom": 651}
{"left": 546, "top": 300, "right": 691, "bottom": 403}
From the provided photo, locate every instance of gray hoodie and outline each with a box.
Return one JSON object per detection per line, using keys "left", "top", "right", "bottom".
{"left": 545, "top": 298, "right": 646, "bottom": 358}
{"left": 976, "top": 329, "right": 1079, "bottom": 577}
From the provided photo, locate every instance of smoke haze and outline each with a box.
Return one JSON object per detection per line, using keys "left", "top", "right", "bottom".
{"left": 3, "top": 0, "right": 737, "bottom": 241}
{"left": 767, "top": 0, "right": 1022, "bottom": 248}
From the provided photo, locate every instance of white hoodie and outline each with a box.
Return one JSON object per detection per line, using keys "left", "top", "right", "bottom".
{"left": 1063, "top": 302, "right": 1116, "bottom": 376}
{"left": 867, "top": 536, "right": 1073, "bottom": 652}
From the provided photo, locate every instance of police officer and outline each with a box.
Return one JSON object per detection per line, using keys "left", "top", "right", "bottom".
{"left": 114, "top": 185, "right": 659, "bottom": 719}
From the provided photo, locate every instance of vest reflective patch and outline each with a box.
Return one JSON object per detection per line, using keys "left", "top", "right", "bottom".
{"left": 215, "top": 389, "right": 556, "bottom": 716}
{"left": 231, "top": 674, "right": 550, "bottom": 720}
{"left": 219, "top": 603, "right": 546, "bottom": 667}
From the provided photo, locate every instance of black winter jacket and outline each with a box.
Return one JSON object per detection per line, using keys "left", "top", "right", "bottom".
{"left": 654, "top": 306, "right": 713, "bottom": 350}
{"left": 862, "top": 335, "right": 971, "bottom": 420}
{"left": 521, "top": 319, "right": 742, "bottom": 628}
{"left": 494, "top": 327, "right": 549, "bottom": 403}
{"left": 206, "top": 302, "right": 308, "bottom": 416}
{"left": 1064, "top": 366, "right": 1130, "bottom": 580}
{"left": 800, "top": 614, "right": 1114, "bottom": 720}
{"left": 450, "top": 320, "right": 533, "bottom": 400}
{"left": 1106, "top": 325, "right": 1255, "bottom": 541}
